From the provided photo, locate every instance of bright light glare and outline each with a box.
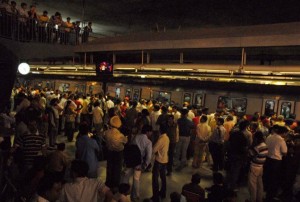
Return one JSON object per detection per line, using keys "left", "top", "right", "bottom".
{"left": 18, "top": 63, "right": 30, "bottom": 75}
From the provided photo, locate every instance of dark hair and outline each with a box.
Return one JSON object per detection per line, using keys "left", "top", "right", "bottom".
{"left": 141, "top": 124, "right": 152, "bottom": 134}
{"left": 37, "top": 173, "right": 62, "bottom": 196}
{"left": 181, "top": 108, "right": 189, "bottom": 116}
{"left": 200, "top": 115, "right": 208, "bottom": 123}
{"left": 213, "top": 172, "right": 224, "bottom": 184}
{"left": 217, "top": 117, "right": 224, "bottom": 125}
{"left": 79, "top": 122, "right": 89, "bottom": 135}
{"left": 57, "top": 143, "right": 65, "bottom": 151}
{"left": 239, "top": 120, "right": 250, "bottom": 131}
{"left": 170, "top": 192, "right": 181, "bottom": 202}
{"left": 71, "top": 160, "right": 89, "bottom": 177}
{"left": 161, "top": 106, "right": 168, "bottom": 113}
{"left": 160, "top": 125, "right": 167, "bottom": 134}
{"left": 118, "top": 183, "right": 130, "bottom": 195}
{"left": 253, "top": 131, "right": 265, "bottom": 146}
{"left": 21, "top": 2, "right": 27, "bottom": 7}
{"left": 191, "top": 173, "right": 201, "bottom": 184}
{"left": 226, "top": 115, "right": 233, "bottom": 121}
{"left": 154, "top": 104, "right": 160, "bottom": 111}
{"left": 141, "top": 109, "right": 149, "bottom": 116}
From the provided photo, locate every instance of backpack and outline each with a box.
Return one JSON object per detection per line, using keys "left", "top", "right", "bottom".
{"left": 123, "top": 142, "right": 142, "bottom": 168}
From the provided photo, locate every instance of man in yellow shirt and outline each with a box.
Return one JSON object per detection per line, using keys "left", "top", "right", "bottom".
{"left": 151, "top": 126, "right": 170, "bottom": 202}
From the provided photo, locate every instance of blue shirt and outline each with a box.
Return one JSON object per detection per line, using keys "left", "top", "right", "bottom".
{"left": 76, "top": 135, "right": 99, "bottom": 178}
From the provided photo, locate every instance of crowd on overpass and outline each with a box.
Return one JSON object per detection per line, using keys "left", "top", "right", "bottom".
{"left": 0, "top": 86, "right": 300, "bottom": 202}
{"left": 0, "top": 0, "right": 93, "bottom": 44}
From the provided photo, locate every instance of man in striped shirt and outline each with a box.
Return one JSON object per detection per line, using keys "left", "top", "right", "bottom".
{"left": 248, "top": 131, "right": 268, "bottom": 202}
{"left": 15, "top": 117, "right": 46, "bottom": 171}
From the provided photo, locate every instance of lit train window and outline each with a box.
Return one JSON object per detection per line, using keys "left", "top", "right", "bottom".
{"left": 183, "top": 93, "right": 192, "bottom": 105}
{"left": 194, "top": 94, "right": 204, "bottom": 107}
{"left": 217, "top": 96, "right": 232, "bottom": 111}
{"left": 279, "top": 101, "right": 295, "bottom": 119}
{"left": 232, "top": 98, "right": 247, "bottom": 114}
{"left": 264, "top": 100, "right": 276, "bottom": 117}
{"left": 125, "top": 88, "right": 131, "bottom": 99}
{"left": 133, "top": 89, "right": 140, "bottom": 101}
{"left": 115, "top": 88, "right": 120, "bottom": 98}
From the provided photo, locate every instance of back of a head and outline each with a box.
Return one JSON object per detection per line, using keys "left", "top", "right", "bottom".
{"left": 154, "top": 104, "right": 160, "bottom": 111}
{"left": 239, "top": 120, "right": 250, "bottom": 131}
{"left": 200, "top": 115, "right": 208, "bottom": 123}
{"left": 79, "top": 122, "right": 89, "bottom": 135}
{"left": 71, "top": 160, "right": 89, "bottom": 177}
{"left": 160, "top": 125, "right": 168, "bottom": 134}
{"left": 254, "top": 131, "right": 264, "bottom": 144}
{"left": 217, "top": 117, "right": 224, "bottom": 125}
{"left": 161, "top": 106, "right": 168, "bottom": 113}
{"left": 181, "top": 108, "right": 189, "bottom": 116}
{"left": 170, "top": 192, "right": 181, "bottom": 202}
{"left": 37, "top": 173, "right": 63, "bottom": 198}
{"left": 213, "top": 172, "right": 224, "bottom": 185}
{"left": 57, "top": 143, "right": 65, "bottom": 151}
{"left": 132, "top": 100, "right": 138, "bottom": 107}
{"left": 118, "top": 183, "right": 130, "bottom": 195}
{"left": 141, "top": 124, "right": 152, "bottom": 134}
{"left": 191, "top": 173, "right": 201, "bottom": 184}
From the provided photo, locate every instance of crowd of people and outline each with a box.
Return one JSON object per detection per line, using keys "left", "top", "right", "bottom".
{"left": 0, "top": 0, "right": 93, "bottom": 44}
{"left": 0, "top": 86, "right": 300, "bottom": 202}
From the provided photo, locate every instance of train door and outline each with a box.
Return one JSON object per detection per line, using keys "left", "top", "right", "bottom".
{"left": 278, "top": 100, "right": 295, "bottom": 119}
{"left": 262, "top": 99, "right": 278, "bottom": 117}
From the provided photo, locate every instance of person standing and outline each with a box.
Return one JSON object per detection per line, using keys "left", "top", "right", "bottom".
{"left": 63, "top": 100, "right": 76, "bottom": 142}
{"left": 209, "top": 117, "right": 226, "bottom": 172}
{"left": 175, "top": 109, "right": 194, "bottom": 171}
{"left": 166, "top": 115, "right": 178, "bottom": 176}
{"left": 122, "top": 124, "right": 152, "bottom": 201}
{"left": 104, "top": 115, "right": 128, "bottom": 190}
{"left": 76, "top": 123, "right": 100, "bottom": 178}
{"left": 248, "top": 131, "right": 268, "bottom": 202}
{"left": 264, "top": 125, "right": 288, "bottom": 201}
{"left": 151, "top": 125, "right": 170, "bottom": 202}
{"left": 192, "top": 115, "right": 211, "bottom": 168}
{"left": 92, "top": 100, "right": 104, "bottom": 136}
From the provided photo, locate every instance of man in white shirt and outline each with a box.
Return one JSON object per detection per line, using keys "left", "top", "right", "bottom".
{"left": 60, "top": 160, "right": 112, "bottom": 202}
{"left": 106, "top": 96, "right": 114, "bottom": 109}
{"left": 264, "top": 125, "right": 288, "bottom": 201}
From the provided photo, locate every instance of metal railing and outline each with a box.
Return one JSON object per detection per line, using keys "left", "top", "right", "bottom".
{"left": 0, "top": 9, "right": 91, "bottom": 45}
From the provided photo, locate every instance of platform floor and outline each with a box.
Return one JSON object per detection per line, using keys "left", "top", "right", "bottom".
{"left": 59, "top": 133, "right": 250, "bottom": 202}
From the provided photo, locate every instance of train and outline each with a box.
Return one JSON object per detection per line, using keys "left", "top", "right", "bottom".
{"left": 16, "top": 77, "right": 300, "bottom": 120}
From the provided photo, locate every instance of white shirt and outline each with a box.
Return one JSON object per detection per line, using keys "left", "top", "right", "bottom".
{"left": 187, "top": 110, "right": 195, "bottom": 121}
{"left": 133, "top": 134, "right": 153, "bottom": 166}
{"left": 92, "top": 106, "right": 104, "bottom": 124}
{"left": 106, "top": 100, "right": 114, "bottom": 109}
{"left": 173, "top": 111, "right": 181, "bottom": 123}
{"left": 150, "top": 110, "right": 161, "bottom": 131}
{"left": 196, "top": 123, "right": 211, "bottom": 142}
{"left": 60, "top": 177, "right": 108, "bottom": 202}
{"left": 266, "top": 133, "right": 287, "bottom": 160}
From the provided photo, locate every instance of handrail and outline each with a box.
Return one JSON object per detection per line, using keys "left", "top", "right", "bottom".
{"left": 0, "top": 9, "right": 92, "bottom": 45}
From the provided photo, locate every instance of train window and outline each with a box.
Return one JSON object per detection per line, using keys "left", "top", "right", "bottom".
{"left": 263, "top": 99, "right": 277, "bottom": 116}
{"left": 279, "top": 100, "right": 295, "bottom": 119}
{"left": 231, "top": 98, "right": 247, "bottom": 114}
{"left": 125, "top": 88, "right": 132, "bottom": 99}
{"left": 75, "top": 84, "right": 86, "bottom": 93}
{"left": 133, "top": 89, "right": 140, "bottom": 101}
{"left": 115, "top": 88, "right": 120, "bottom": 98}
{"left": 217, "top": 96, "right": 232, "bottom": 111}
{"left": 194, "top": 94, "right": 204, "bottom": 107}
{"left": 183, "top": 93, "right": 192, "bottom": 105}
{"left": 152, "top": 91, "right": 171, "bottom": 104}
{"left": 58, "top": 83, "right": 70, "bottom": 92}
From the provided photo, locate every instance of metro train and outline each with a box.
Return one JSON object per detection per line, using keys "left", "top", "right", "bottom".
{"left": 22, "top": 78, "right": 300, "bottom": 120}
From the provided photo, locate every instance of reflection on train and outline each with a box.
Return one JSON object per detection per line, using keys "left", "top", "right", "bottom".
{"left": 17, "top": 78, "right": 300, "bottom": 120}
